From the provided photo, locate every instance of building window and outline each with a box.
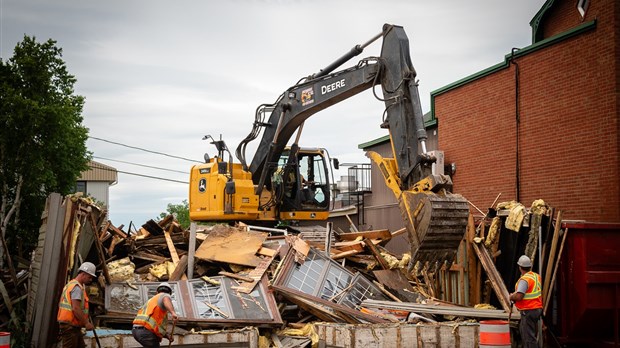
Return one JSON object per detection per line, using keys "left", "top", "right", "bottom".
{"left": 577, "top": 0, "right": 589, "bottom": 18}
{"left": 75, "top": 181, "right": 86, "bottom": 194}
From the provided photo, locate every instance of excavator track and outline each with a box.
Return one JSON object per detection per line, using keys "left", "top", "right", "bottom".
{"left": 399, "top": 191, "right": 470, "bottom": 268}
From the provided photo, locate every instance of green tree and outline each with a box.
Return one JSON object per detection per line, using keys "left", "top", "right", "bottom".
{"left": 0, "top": 35, "right": 90, "bottom": 259}
{"left": 159, "top": 199, "right": 190, "bottom": 229}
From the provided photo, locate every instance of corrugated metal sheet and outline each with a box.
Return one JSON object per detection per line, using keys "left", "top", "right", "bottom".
{"left": 79, "top": 160, "right": 117, "bottom": 183}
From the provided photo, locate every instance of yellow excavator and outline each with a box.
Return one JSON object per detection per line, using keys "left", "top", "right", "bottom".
{"left": 189, "top": 24, "right": 469, "bottom": 266}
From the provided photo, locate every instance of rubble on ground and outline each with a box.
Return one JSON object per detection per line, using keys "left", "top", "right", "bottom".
{"left": 1, "top": 192, "right": 566, "bottom": 347}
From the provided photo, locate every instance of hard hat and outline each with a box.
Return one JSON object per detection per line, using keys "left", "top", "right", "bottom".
{"left": 157, "top": 282, "right": 172, "bottom": 293}
{"left": 517, "top": 255, "right": 532, "bottom": 268}
{"left": 78, "top": 262, "right": 97, "bottom": 277}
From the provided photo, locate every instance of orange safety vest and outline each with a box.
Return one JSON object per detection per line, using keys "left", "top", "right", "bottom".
{"left": 514, "top": 271, "right": 543, "bottom": 311}
{"left": 57, "top": 279, "right": 89, "bottom": 326}
{"left": 133, "top": 293, "right": 169, "bottom": 338}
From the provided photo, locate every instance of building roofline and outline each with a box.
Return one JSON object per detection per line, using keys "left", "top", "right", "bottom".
{"left": 429, "top": 19, "right": 596, "bottom": 120}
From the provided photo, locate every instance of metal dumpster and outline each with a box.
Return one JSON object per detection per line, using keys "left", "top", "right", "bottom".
{"left": 555, "top": 222, "right": 620, "bottom": 347}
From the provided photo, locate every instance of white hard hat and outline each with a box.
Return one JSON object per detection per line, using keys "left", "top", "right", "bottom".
{"left": 157, "top": 282, "right": 172, "bottom": 292}
{"left": 517, "top": 255, "right": 532, "bottom": 268}
{"left": 78, "top": 262, "right": 97, "bottom": 277}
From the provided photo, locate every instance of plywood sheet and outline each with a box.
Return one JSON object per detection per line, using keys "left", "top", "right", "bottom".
{"left": 194, "top": 226, "right": 266, "bottom": 267}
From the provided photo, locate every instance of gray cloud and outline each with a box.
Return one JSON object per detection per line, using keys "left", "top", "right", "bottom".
{"left": 1, "top": 0, "right": 546, "bottom": 227}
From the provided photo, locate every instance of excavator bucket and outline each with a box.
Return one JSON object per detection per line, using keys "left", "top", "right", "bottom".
{"left": 399, "top": 190, "right": 470, "bottom": 267}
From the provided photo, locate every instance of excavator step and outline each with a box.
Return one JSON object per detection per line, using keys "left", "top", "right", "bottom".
{"left": 399, "top": 191, "right": 470, "bottom": 267}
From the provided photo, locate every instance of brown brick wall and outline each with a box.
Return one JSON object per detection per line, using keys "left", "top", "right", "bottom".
{"left": 435, "top": 0, "right": 619, "bottom": 222}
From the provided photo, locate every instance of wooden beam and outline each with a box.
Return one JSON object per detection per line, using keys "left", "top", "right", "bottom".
{"left": 363, "top": 238, "right": 390, "bottom": 270}
{"left": 543, "top": 210, "right": 562, "bottom": 302}
{"left": 187, "top": 222, "right": 196, "bottom": 279}
{"left": 338, "top": 229, "right": 391, "bottom": 242}
{"left": 471, "top": 240, "right": 511, "bottom": 312}
{"left": 544, "top": 227, "right": 568, "bottom": 316}
{"left": 465, "top": 214, "right": 479, "bottom": 306}
{"left": 219, "top": 271, "right": 254, "bottom": 283}
{"left": 164, "top": 231, "right": 180, "bottom": 264}
{"left": 332, "top": 249, "right": 362, "bottom": 260}
{"left": 168, "top": 255, "right": 188, "bottom": 281}
{"left": 345, "top": 215, "right": 359, "bottom": 232}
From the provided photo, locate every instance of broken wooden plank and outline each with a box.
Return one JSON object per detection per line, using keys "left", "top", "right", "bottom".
{"left": 164, "top": 231, "right": 180, "bottom": 264}
{"left": 363, "top": 238, "right": 390, "bottom": 270}
{"left": 194, "top": 226, "right": 266, "bottom": 267}
{"left": 219, "top": 271, "right": 254, "bottom": 283}
{"left": 338, "top": 229, "right": 392, "bottom": 242}
{"left": 544, "top": 226, "right": 569, "bottom": 316}
{"left": 362, "top": 299, "right": 520, "bottom": 320}
{"left": 543, "top": 210, "right": 563, "bottom": 302}
{"left": 471, "top": 240, "right": 511, "bottom": 312}
{"left": 257, "top": 247, "right": 277, "bottom": 257}
{"left": 169, "top": 255, "right": 188, "bottom": 281}
{"left": 131, "top": 252, "right": 168, "bottom": 263}
{"left": 232, "top": 250, "right": 279, "bottom": 294}
{"left": 332, "top": 249, "right": 363, "bottom": 260}
{"left": 142, "top": 219, "right": 164, "bottom": 236}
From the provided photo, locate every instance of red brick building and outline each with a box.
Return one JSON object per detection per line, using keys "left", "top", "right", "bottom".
{"left": 433, "top": 0, "right": 619, "bottom": 223}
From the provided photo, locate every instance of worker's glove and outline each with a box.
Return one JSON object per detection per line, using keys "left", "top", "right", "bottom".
{"left": 167, "top": 334, "right": 175, "bottom": 343}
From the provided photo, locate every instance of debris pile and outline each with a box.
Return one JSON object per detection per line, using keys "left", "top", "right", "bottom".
{"left": 14, "top": 193, "right": 568, "bottom": 346}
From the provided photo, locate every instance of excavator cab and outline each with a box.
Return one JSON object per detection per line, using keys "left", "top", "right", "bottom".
{"left": 274, "top": 148, "right": 330, "bottom": 215}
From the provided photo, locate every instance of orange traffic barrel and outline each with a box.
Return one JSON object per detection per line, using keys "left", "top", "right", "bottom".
{"left": 0, "top": 332, "right": 9, "bottom": 348}
{"left": 479, "top": 320, "right": 511, "bottom": 347}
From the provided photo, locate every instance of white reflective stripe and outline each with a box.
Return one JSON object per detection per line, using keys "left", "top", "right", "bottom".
{"left": 480, "top": 323, "right": 510, "bottom": 333}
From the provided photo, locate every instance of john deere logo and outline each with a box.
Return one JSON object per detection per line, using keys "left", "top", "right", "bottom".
{"left": 198, "top": 178, "right": 207, "bottom": 193}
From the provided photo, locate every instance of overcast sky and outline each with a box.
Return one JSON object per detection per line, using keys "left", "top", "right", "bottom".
{"left": 1, "top": 0, "right": 546, "bottom": 229}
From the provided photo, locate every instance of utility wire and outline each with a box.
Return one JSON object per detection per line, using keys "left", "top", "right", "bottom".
{"left": 88, "top": 163, "right": 189, "bottom": 184}
{"left": 89, "top": 136, "right": 202, "bottom": 163}
{"left": 93, "top": 156, "right": 188, "bottom": 174}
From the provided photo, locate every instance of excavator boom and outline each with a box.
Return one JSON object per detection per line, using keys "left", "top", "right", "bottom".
{"left": 191, "top": 24, "right": 470, "bottom": 267}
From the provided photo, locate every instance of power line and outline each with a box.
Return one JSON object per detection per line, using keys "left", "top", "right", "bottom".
{"left": 93, "top": 156, "right": 188, "bottom": 174}
{"left": 89, "top": 136, "right": 202, "bottom": 163}
{"left": 88, "top": 163, "right": 189, "bottom": 184}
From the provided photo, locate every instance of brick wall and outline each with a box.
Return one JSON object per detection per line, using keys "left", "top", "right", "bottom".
{"left": 435, "top": 0, "right": 619, "bottom": 222}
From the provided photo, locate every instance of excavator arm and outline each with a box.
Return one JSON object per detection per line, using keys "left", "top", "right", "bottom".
{"left": 234, "top": 24, "right": 469, "bottom": 267}
{"left": 238, "top": 24, "right": 431, "bottom": 194}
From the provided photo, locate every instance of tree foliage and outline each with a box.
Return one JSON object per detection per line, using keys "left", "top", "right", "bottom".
{"left": 159, "top": 199, "right": 190, "bottom": 230}
{"left": 0, "top": 36, "right": 90, "bottom": 257}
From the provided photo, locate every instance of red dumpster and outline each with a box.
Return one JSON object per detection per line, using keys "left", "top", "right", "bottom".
{"left": 555, "top": 222, "right": 620, "bottom": 347}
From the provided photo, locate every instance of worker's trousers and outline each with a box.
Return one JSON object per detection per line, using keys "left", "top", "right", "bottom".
{"left": 519, "top": 308, "right": 542, "bottom": 348}
{"left": 132, "top": 325, "right": 161, "bottom": 348}
{"left": 58, "top": 324, "right": 86, "bottom": 348}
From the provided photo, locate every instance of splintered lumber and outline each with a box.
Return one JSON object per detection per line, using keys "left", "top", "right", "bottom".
{"left": 90, "top": 214, "right": 111, "bottom": 284}
{"left": 334, "top": 238, "right": 382, "bottom": 252}
{"left": 132, "top": 252, "right": 168, "bottom": 263}
{"left": 232, "top": 249, "right": 279, "bottom": 294}
{"left": 219, "top": 271, "right": 254, "bottom": 283}
{"left": 543, "top": 210, "right": 563, "bottom": 302}
{"left": 338, "top": 229, "right": 392, "bottom": 242}
{"left": 164, "top": 231, "right": 180, "bottom": 264}
{"left": 133, "top": 232, "right": 185, "bottom": 248}
{"left": 332, "top": 249, "right": 363, "bottom": 260}
{"left": 361, "top": 299, "right": 520, "bottom": 320}
{"left": 363, "top": 238, "right": 390, "bottom": 270}
{"left": 544, "top": 227, "right": 569, "bottom": 316}
{"left": 257, "top": 247, "right": 277, "bottom": 257}
{"left": 142, "top": 219, "right": 164, "bottom": 236}
{"left": 345, "top": 215, "right": 359, "bottom": 232}
{"left": 272, "top": 285, "right": 388, "bottom": 324}
{"left": 168, "top": 255, "right": 188, "bottom": 281}
{"left": 194, "top": 226, "right": 266, "bottom": 267}
{"left": 471, "top": 240, "right": 511, "bottom": 312}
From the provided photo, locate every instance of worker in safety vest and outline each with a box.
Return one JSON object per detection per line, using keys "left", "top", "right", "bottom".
{"left": 132, "top": 282, "right": 179, "bottom": 347}
{"left": 508, "top": 255, "right": 543, "bottom": 348}
{"left": 57, "top": 261, "right": 97, "bottom": 348}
